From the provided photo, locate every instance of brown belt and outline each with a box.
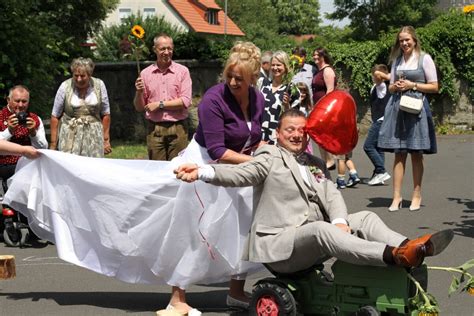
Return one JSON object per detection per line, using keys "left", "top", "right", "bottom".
{"left": 147, "top": 120, "right": 185, "bottom": 127}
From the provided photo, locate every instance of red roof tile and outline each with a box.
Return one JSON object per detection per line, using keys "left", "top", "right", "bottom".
{"left": 167, "top": 0, "right": 245, "bottom": 36}
{"left": 197, "top": 0, "right": 221, "bottom": 10}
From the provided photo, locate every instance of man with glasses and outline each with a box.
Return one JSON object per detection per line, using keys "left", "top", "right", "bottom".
{"left": 134, "top": 34, "right": 192, "bottom": 161}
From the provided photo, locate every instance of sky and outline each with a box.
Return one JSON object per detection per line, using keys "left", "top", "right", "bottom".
{"left": 319, "top": 0, "right": 350, "bottom": 27}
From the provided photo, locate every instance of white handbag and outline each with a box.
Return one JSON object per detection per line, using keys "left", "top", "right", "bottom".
{"left": 399, "top": 94, "right": 423, "bottom": 114}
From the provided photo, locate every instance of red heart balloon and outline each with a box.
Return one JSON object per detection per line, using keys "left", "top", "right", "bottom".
{"left": 306, "top": 90, "right": 358, "bottom": 155}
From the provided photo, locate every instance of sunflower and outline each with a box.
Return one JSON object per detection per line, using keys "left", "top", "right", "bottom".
{"left": 290, "top": 54, "right": 304, "bottom": 67}
{"left": 463, "top": 4, "right": 474, "bottom": 14}
{"left": 131, "top": 25, "right": 145, "bottom": 39}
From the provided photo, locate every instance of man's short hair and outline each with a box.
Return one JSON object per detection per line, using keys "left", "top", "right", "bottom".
{"left": 261, "top": 51, "right": 273, "bottom": 64}
{"left": 278, "top": 108, "right": 306, "bottom": 128}
{"left": 8, "top": 85, "right": 30, "bottom": 99}
{"left": 153, "top": 33, "right": 173, "bottom": 47}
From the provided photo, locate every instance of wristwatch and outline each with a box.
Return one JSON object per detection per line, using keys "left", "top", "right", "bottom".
{"left": 413, "top": 83, "right": 418, "bottom": 91}
{"left": 159, "top": 101, "right": 165, "bottom": 109}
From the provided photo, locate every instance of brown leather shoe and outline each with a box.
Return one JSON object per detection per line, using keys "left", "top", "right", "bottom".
{"left": 392, "top": 243, "right": 426, "bottom": 267}
{"left": 403, "top": 229, "right": 454, "bottom": 257}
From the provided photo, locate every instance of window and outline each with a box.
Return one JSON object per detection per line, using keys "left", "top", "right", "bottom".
{"left": 143, "top": 8, "right": 156, "bottom": 19}
{"left": 119, "top": 8, "right": 131, "bottom": 23}
{"left": 207, "top": 9, "right": 218, "bottom": 25}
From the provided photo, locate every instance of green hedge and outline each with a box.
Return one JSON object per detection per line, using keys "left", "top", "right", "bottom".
{"left": 305, "top": 10, "right": 473, "bottom": 104}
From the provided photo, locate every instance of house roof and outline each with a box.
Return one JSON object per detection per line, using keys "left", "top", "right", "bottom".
{"left": 167, "top": 0, "right": 245, "bottom": 36}
{"left": 197, "top": 0, "right": 221, "bottom": 10}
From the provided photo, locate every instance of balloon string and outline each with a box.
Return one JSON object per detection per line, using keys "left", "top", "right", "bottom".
{"left": 194, "top": 182, "right": 217, "bottom": 261}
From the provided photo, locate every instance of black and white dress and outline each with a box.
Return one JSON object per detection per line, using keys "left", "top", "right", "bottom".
{"left": 260, "top": 78, "right": 289, "bottom": 144}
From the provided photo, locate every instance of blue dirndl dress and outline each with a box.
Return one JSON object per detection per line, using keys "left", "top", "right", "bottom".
{"left": 378, "top": 54, "right": 437, "bottom": 154}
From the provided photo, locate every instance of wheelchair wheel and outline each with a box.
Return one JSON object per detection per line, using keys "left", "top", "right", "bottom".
{"left": 3, "top": 223, "right": 29, "bottom": 247}
{"left": 250, "top": 282, "right": 297, "bottom": 316}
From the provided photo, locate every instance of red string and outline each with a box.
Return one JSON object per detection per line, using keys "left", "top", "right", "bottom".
{"left": 194, "top": 182, "right": 217, "bottom": 261}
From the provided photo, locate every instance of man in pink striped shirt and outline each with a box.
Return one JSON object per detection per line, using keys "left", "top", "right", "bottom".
{"left": 134, "top": 34, "right": 192, "bottom": 161}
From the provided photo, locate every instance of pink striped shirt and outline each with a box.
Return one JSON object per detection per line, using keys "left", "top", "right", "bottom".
{"left": 141, "top": 61, "right": 192, "bottom": 122}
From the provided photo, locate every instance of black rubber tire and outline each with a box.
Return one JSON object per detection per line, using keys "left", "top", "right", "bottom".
{"left": 3, "top": 225, "right": 21, "bottom": 247}
{"left": 354, "top": 305, "right": 380, "bottom": 316}
{"left": 250, "top": 282, "right": 297, "bottom": 316}
{"left": 19, "top": 227, "right": 30, "bottom": 247}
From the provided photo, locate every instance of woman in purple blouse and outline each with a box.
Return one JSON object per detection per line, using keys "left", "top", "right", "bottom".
{"left": 194, "top": 73, "right": 264, "bottom": 163}
{"left": 164, "top": 42, "right": 264, "bottom": 314}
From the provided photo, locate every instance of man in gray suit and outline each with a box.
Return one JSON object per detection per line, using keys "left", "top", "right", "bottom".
{"left": 175, "top": 109, "right": 452, "bottom": 272}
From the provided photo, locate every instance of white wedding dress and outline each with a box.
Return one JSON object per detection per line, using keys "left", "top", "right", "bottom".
{"left": 3, "top": 140, "right": 262, "bottom": 288}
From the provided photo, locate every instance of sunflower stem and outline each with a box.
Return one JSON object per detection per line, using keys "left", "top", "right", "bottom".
{"left": 135, "top": 51, "right": 141, "bottom": 76}
{"left": 407, "top": 273, "right": 433, "bottom": 308}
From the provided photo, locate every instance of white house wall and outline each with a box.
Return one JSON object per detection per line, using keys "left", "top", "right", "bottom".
{"left": 104, "top": 0, "right": 189, "bottom": 32}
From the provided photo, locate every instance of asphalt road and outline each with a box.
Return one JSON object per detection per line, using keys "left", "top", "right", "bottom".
{"left": 1, "top": 135, "right": 473, "bottom": 315}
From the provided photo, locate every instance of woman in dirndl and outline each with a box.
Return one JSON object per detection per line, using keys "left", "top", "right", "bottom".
{"left": 378, "top": 26, "right": 438, "bottom": 212}
{"left": 49, "top": 57, "right": 111, "bottom": 157}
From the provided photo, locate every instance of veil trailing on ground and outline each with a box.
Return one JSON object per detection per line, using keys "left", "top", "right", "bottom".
{"left": 4, "top": 149, "right": 261, "bottom": 288}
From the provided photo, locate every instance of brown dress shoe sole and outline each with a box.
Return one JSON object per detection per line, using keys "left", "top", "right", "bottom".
{"left": 427, "top": 229, "right": 454, "bottom": 256}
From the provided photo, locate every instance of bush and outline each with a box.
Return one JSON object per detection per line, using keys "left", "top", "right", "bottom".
{"left": 94, "top": 14, "right": 182, "bottom": 62}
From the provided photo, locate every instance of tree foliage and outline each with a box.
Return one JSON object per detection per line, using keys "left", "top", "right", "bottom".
{"left": 328, "top": 0, "right": 440, "bottom": 40}
{"left": 216, "top": 0, "right": 281, "bottom": 50}
{"left": 305, "top": 9, "right": 472, "bottom": 121}
{"left": 0, "top": 0, "right": 118, "bottom": 116}
{"left": 94, "top": 14, "right": 236, "bottom": 62}
{"left": 271, "top": 0, "right": 321, "bottom": 35}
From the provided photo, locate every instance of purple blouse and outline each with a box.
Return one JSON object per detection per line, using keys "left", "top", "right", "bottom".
{"left": 194, "top": 83, "right": 264, "bottom": 160}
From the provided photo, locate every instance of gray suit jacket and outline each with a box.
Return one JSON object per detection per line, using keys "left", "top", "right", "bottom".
{"left": 210, "top": 144, "right": 348, "bottom": 263}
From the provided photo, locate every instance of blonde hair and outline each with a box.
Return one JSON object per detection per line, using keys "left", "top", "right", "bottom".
{"left": 389, "top": 26, "right": 421, "bottom": 64}
{"left": 70, "top": 57, "right": 95, "bottom": 75}
{"left": 223, "top": 41, "right": 261, "bottom": 85}
{"left": 271, "top": 50, "right": 290, "bottom": 75}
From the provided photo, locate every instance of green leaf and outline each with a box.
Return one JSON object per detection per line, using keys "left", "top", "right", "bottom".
{"left": 458, "top": 259, "right": 474, "bottom": 271}
{"left": 449, "top": 275, "right": 461, "bottom": 296}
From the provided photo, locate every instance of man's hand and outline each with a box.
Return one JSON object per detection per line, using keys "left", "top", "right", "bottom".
{"left": 144, "top": 102, "right": 159, "bottom": 112}
{"left": 7, "top": 113, "right": 18, "bottom": 133}
{"left": 174, "top": 163, "right": 199, "bottom": 183}
{"left": 26, "top": 117, "right": 37, "bottom": 136}
{"left": 135, "top": 77, "right": 144, "bottom": 92}
{"left": 21, "top": 146, "right": 40, "bottom": 159}
{"left": 335, "top": 223, "right": 351, "bottom": 233}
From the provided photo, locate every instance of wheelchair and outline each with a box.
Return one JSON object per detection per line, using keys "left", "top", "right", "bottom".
{"left": 1, "top": 172, "right": 30, "bottom": 247}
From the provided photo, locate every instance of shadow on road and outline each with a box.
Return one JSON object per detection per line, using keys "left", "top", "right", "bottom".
{"left": 0, "top": 290, "right": 239, "bottom": 314}
{"left": 444, "top": 197, "right": 474, "bottom": 238}
{"left": 365, "top": 197, "right": 395, "bottom": 208}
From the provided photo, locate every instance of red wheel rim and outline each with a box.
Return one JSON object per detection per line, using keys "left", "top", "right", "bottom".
{"left": 256, "top": 295, "right": 279, "bottom": 316}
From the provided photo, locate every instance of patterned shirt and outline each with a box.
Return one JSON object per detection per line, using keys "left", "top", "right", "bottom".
{"left": 0, "top": 106, "right": 47, "bottom": 164}
{"left": 140, "top": 61, "right": 192, "bottom": 122}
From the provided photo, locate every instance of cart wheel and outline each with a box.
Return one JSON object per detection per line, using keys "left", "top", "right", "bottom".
{"left": 250, "top": 282, "right": 297, "bottom": 316}
{"left": 19, "top": 227, "right": 30, "bottom": 247}
{"left": 354, "top": 306, "right": 380, "bottom": 316}
{"left": 3, "top": 224, "right": 21, "bottom": 247}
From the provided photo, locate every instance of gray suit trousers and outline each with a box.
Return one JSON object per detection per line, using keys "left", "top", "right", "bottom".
{"left": 268, "top": 211, "right": 406, "bottom": 273}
